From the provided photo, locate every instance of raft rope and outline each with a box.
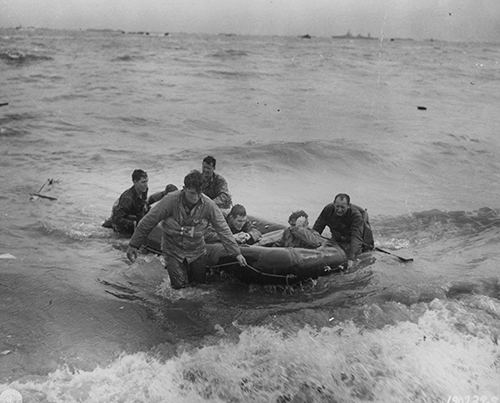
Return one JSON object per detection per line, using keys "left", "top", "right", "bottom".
{"left": 209, "top": 261, "right": 298, "bottom": 283}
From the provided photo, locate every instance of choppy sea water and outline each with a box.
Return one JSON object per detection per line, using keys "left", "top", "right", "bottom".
{"left": 1, "top": 28, "right": 499, "bottom": 402}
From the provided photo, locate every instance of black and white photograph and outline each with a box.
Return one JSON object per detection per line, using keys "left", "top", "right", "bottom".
{"left": 1, "top": 0, "right": 499, "bottom": 401}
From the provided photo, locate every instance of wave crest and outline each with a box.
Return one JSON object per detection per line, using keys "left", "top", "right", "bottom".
{"left": 5, "top": 297, "right": 500, "bottom": 402}
{"left": 376, "top": 207, "right": 500, "bottom": 243}
{"left": 0, "top": 50, "right": 52, "bottom": 65}
{"left": 209, "top": 49, "right": 249, "bottom": 59}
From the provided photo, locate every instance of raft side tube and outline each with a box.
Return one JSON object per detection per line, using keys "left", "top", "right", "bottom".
{"left": 208, "top": 244, "right": 347, "bottom": 284}
{"left": 144, "top": 220, "right": 347, "bottom": 284}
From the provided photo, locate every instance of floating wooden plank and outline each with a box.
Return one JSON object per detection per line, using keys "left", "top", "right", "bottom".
{"left": 30, "top": 193, "right": 57, "bottom": 200}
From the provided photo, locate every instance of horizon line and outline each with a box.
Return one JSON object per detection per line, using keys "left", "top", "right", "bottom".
{"left": 2, "top": 25, "right": 498, "bottom": 44}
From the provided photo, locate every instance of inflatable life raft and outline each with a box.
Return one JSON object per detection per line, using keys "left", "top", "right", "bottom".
{"left": 145, "top": 217, "right": 347, "bottom": 285}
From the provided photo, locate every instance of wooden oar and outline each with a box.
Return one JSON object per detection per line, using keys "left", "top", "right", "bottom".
{"left": 374, "top": 247, "right": 413, "bottom": 262}
{"left": 30, "top": 193, "right": 57, "bottom": 201}
{"left": 322, "top": 235, "right": 414, "bottom": 263}
{"left": 36, "top": 179, "right": 49, "bottom": 194}
{"left": 30, "top": 179, "right": 57, "bottom": 201}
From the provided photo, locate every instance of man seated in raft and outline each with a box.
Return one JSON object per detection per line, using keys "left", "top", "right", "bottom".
{"left": 103, "top": 172, "right": 177, "bottom": 236}
{"left": 101, "top": 169, "right": 150, "bottom": 236}
{"left": 201, "top": 155, "right": 232, "bottom": 212}
{"left": 312, "top": 193, "right": 374, "bottom": 269}
{"left": 276, "top": 210, "right": 324, "bottom": 249}
{"left": 147, "top": 183, "right": 178, "bottom": 206}
{"left": 205, "top": 204, "right": 262, "bottom": 245}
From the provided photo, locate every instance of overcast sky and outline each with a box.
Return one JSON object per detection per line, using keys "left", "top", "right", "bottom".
{"left": 1, "top": 0, "right": 499, "bottom": 42}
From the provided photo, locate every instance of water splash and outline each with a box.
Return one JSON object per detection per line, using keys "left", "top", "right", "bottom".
{"left": 3, "top": 297, "right": 499, "bottom": 402}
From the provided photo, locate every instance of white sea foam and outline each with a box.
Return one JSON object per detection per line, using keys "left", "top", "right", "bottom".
{"left": 3, "top": 298, "right": 499, "bottom": 402}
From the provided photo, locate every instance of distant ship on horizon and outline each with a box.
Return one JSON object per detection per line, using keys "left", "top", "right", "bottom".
{"left": 331, "top": 30, "right": 377, "bottom": 40}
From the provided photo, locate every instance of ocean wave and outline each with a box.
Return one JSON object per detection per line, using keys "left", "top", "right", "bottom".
{"left": 0, "top": 49, "right": 52, "bottom": 65}
{"left": 25, "top": 73, "right": 65, "bottom": 81}
{"left": 4, "top": 297, "right": 499, "bottom": 402}
{"left": 375, "top": 207, "right": 500, "bottom": 244}
{"left": 0, "top": 112, "right": 39, "bottom": 125}
{"left": 182, "top": 118, "right": 240, "bottom": 136}
{"left": 41, "top": 93, "right": 89, "bottom": 102}
{"left": 111, "top": 54, "right": 141, "bottom": 62}
{"left": 209, "top": 49, "right": 249, "bottom": 59}
{"left": 208, "top": 139, "right": 366, "bottom": 165}
{"left": 431, "top": 138, "right": 493, "bottom": 159}
{"left": 118, "top": 115, "right": 158, "bottom": 127}
{"left": 202, "top": 139, "right": 384, "bottom": 174}
{"left": 31, "top": 41, "right": 50, "bottom": 49}
{"left": 0, "top": 126, "right": 29, "bottom": 137}
{"left": 446, "top": 278, "right": 500, "bottom": 302}
{"left": 34, "top": 220, "right": 113, "bottom": 241}
{"left": 205, "top": 69, "right": 260, "bottom": 79}
{"left": 0, "top": 112, "right": 38, "bottom": 137}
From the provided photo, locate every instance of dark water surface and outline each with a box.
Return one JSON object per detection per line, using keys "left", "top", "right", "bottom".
{"left": 1, "top": 29, "right": 499, "bottom": 402}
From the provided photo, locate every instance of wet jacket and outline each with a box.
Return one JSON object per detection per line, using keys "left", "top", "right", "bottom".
{"left": 201, "top": 173, "right": 232, "bottom": 209}
{"left": 147, "top": 185, "right": 178, "bottom": 206}
{"left": 228, "top": 220, "right": 262, "bottom": 245}
{"left": 277, "top": 226, "right": 324, "bottom": 249}
{"left": 147, "top": 191, "right": 165, "bottom": 206}
{"left": 129, "top": 190, "right": 240, "bottom": 263}
{"left": 313, "top": 204, "right": 374, "bottom": 259}
{"left": 111, "top": 186, "right": 149, "bottom": 235}
{"left": 206, "top": 217, "right": 262, "bottom": 245}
